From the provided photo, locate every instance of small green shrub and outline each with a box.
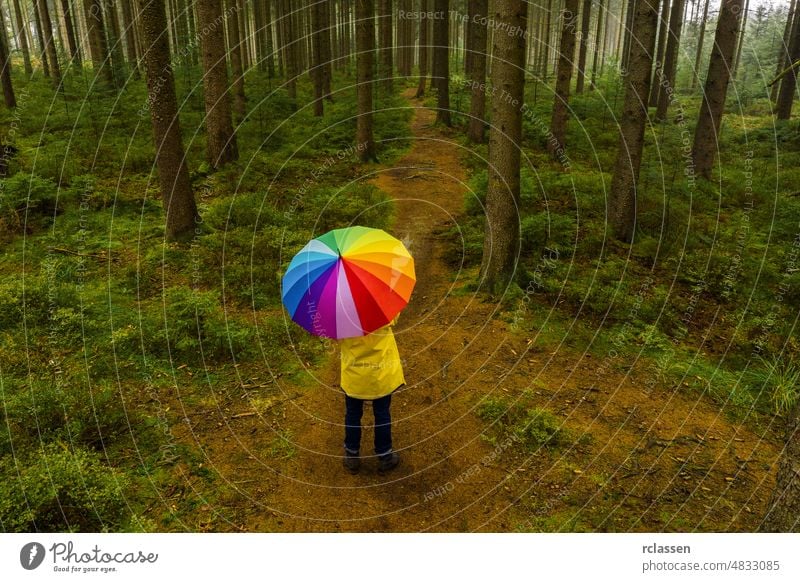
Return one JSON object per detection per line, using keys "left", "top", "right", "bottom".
{"left": 0, "top": 173, "right": 62, "bottom": 228}
{"left": 514, "top": 408, "right": 569, "bottom": 450}
{"left": 476, "top": 395, "right": 573, "bottom": 452}
{"left": 0, "top": 443, "right": 131, "bottom": 532}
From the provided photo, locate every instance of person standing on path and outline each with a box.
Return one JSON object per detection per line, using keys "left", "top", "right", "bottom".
{"left": 339, "top": 315, "right": 404, "bottom": 474}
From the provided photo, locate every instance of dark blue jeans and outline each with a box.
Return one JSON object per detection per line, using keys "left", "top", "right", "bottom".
{"left": 344, "top": 393, "right": 392, "bottom": 458}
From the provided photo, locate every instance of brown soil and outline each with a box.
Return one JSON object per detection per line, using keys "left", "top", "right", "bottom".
{"left": 171, "top": 89, "right": 781, "bottom": 532}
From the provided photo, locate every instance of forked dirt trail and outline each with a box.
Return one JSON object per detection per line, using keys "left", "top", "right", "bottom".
{"left": 184, "top": 89, "right": 781, "bottom": 532}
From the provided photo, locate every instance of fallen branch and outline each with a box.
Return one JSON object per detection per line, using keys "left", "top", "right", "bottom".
{"left": 768, "top": 59, "right": 800, "bottom": 87}
{"left": 232, "top": 392, "right": 302, "bottom": 419}
{"left": 48, "top": 246, "right": 105, "bottom": 259}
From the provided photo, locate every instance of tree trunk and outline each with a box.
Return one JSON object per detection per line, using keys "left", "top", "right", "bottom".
{"left": 36, "top": 0, "right": 62, "bottom": 88}
{"left": 281, "top": 0, "right": 297, "bottom": 101}
{"left": 11, "top": 0, "right": 33, "bottom": 75}
{"left": 466, "top": 0, "right": 487, "bottom": 143}
{"left": 355, "top": 0, "right": 376, "bottom": 161}
{"left": 264, "top": 0, "right": 275, "bottom": 78}
{"left": 197, "top": 0, "right": 238, "bottom": 167}
{"left": 275, "top": 0, "right": 285, "bottom": 75}
{"left": 609, "top": 0, "right": 659, "bottom": 242}
{"left": 105, "top": 0, "right": 127, "bottom": 84}
{"left": 59, "top": 0, "right": 81, "bottom": 66}
{"left": 119, "top": 0, "right": 138, "bottom": 75}
{"left": 541, "top": 0, "right": 552, "bottom": 81}
{"left": 548, "top": 0, "right": 579, "bottom": 157}
{"left": 621, "top": 0, "right": 636, "bottom": 72}
{"left": 33, "top": 0, "right": 51, "bottom": 77}
{"left": 378, "top": 0, "right": 392, "bottom": 92}
{"left": 772, "top": 0, "right": 797, "bottom": 102}
{"left": 319, "top": 0, "right": 332, "bottom": 99}
{"left": 732, "top": 0, "right": 749, "bottom": 80}
{"left": 0, "top": 3, "right": 17, "bottom": 107}
{"left": 328, "top": 0, "right": 337, "bottom": 72}
{"left": 311, "top": 0, "right": 325, "bottom": 115}
{"left": 234, "top": 0, "right": 246, "bottom": 69}
{"left": 649, "top": 0, "right": 670, "bottom": 105}
{"left": 575, "top": 0, "right": 592, "bottom": 93}
{"left": 590, "top": 0, "right": 605, "bottom": 89}
{"left": 615, "top": 0, "right": 626, "bottom": 62}
{"left": 691, "top": 0, "right": 744, "bottom": 179}
{"left": 186, "top": 0, "right": 198, "bottom": 65}
{"left": 432, "top": 0, "right": 451, "bottom": 126}
{"left": 691, "top": 0, "right": 710, "bottom": 90}
{"left": 416, "top": 0, "right": 429, "bottom": 97}
{"left": 226, "top": 0, "right": 245, "bottom": 121}
{"left": 138, "top": 0, "right": 198, "bottom": 240}
{"left": 479, "top": 0, "right": 527, "bottom": 294}
{"left": 253, "top": 0, "right": 265, "bottom": 71}
{"left": 84, "top": 0, "right": 115, "bottom": 87}
{"left": 345, "top": 0, "right": 352, "bottom": 71}
{"left": 777, "top": 2, "right": 800, "bottom": 120}
{"left": 654, "top": 0, "right": 685, "bottom": 120}
{"left": 760, "top": 401, "right": 800, "bottom": 532}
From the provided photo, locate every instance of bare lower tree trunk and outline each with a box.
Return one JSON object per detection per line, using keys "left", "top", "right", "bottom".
{"left": 691, "top": 0, "right": 744, "bottom": 179}
{"left": 253, "top": 0, "right": 265, "bottom": 71}
{"left": 416, "top": 0, "right": 429, "bottom": 97}
{"left": 186, "top": 0, "right": 199, "bottom": 65}
{"left": 11, "top": 0, "right": 33, "bottom": 75}
{"left": 105, "top": 0, "right": 127, "bottom": 83}
{"left": 197, "top": 0, "right": 238, "bottom": 167}
{"left": 479, "top": 0, "right": 527, "bottom": 294}
{"left": 609, "top": 0, "right": 659, "bottom": 242}
{"left": 281, "top": 0, "right": 297, "bottom": 101}
{"left": 378, "top": 0, "right": 392, "bottom": 92}
{"left": 548, "top": 0, "right": 578, "bottom": 157}
{"left": 732, "top": 0, "right": 749, "bottom": 79}
{"left": 541, "top": 0, "right": 551, "bottom": 81}
{"left": 319, "top": 0, "right": 332, "bottom": 99}
{"left": 84, "top": 0, "right": 115, "bottom": 87}
{"left": 590, "top": 0, "right": 605, "bottom": 89}
{"left": 432, "top": 0, "right": 451, "bottom": 125}
{"left": 138, "top": 0, "right": 198, "bottom": 240}
{"left": 654, "top": 0, "right": 685, "bottom": 120}
{"left": 760, "top": 401, "right": 800, "bottom": 531}
{"left": 772, "top": 0, "right": 797, "bottom": 102}
{"left": 777, "top": 3, "right": 800, "bottom": 120}
{"left": 355, "top": 0, "right": 376, "bottom": 161}
{"left": 0, "top": 4, "right": 17, "bottom": 107}
{"left": 649, "top": 0, "right": 669, "bottom": 105}
{"left": 311, "top": 0, "right": 325, "bottom": 115}
{"left": 466, "top": 0, "right": 487, "bottom": 143}
{"left": 226, "top": 0, "right": 245, "bottom": 121}
{"left": 235, "top": 0, "right": 248, "bottom": 69}
{"left": 119, "top": 0, "right": 138, "bottom": 75}
{"left": 36, "top": 0, "right": 62, "bottom": 88}
{"left": 33, "top": 0, "right": 51, "bottom": 77}
{"left": 575, "top": 0, "right": 592, "bottom": 93}
{"left": 60, "top": 0, "right": 81, "bottom": 65}
{"left": 691, "top": 0, "right": 710, "bottom": 91}
{"left": 620, "top": 0, "right": 636, "bottom": 72}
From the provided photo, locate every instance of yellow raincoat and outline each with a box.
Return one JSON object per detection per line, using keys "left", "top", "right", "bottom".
{"left": 340, "top": 316, "right": 404, "bottom": 400}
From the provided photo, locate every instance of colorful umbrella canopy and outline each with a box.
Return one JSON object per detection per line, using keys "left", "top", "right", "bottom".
{"left": 281, "top": 226, "right": 416, "bottom": 339}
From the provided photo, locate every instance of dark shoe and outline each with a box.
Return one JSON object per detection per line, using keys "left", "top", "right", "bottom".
{"left": 378, "top": 452, "right": 400, "bottom": 474}
{"left": 343, "top": 452, "right": 360, "bottom": 474}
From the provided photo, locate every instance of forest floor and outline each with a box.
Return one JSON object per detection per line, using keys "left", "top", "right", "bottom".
{"left": 169, "top": 88, "right": 782, "bottom": 532}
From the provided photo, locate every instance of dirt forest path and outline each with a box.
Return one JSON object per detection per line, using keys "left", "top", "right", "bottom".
{"left": 181, "top": 89, "right": 781, "bottom": 532}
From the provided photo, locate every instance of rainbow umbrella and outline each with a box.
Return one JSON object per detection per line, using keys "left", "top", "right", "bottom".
{"left": 281, "top": 226, "right": 416, "bottom": 339}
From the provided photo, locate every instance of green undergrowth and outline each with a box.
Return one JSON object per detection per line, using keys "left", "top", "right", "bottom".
{"left": 445, "top": 70, "right": 800, "bottom": 429}
{"left": 0, "top": 64, "right": 412, "bottom": 532}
